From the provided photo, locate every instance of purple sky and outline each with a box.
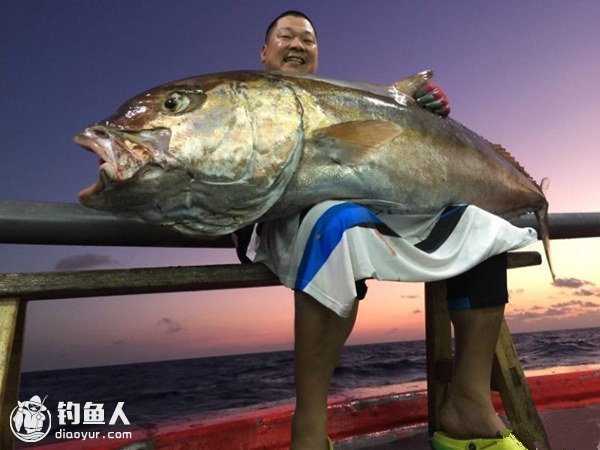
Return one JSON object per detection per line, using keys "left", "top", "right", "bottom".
{"left": 1, "top": 1, "right": 599, "bottom": 371}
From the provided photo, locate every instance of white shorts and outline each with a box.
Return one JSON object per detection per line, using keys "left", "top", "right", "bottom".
{"left": 247, "top": 200, "right": 537, "bottom": 317}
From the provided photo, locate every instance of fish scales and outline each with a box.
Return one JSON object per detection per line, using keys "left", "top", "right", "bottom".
{"left": 270, "top": 76, "right": 542, "bottom": 219}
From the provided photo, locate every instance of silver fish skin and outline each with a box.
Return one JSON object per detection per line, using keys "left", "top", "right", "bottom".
{"left": 75, "top": 70, "right": 551, "bottom": 273}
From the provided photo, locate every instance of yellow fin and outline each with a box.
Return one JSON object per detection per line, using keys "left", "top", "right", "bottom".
{"left": 311, "top": 120, "right": 404, "bottom": 164}
{"left": 392, "top": 70, "right": 433, "bottom": 97}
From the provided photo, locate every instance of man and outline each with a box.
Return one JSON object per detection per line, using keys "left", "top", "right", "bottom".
{"left": 260, "top": 11, "right": 319, "bottom": 75}
{"left": 245, "top": 10, "right": 529, "bottom": 450}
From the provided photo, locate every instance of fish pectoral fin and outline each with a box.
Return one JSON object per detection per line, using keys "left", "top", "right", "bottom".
{"left": 311, "top": 120, "right": 403, "bottom": 164}
{"left": 392, "top": 70, "right": 433, "bottom": 97}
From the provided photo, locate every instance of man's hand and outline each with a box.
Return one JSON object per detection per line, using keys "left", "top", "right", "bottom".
{"left": 415, "top": 83, "right": 450, "bottom": 117}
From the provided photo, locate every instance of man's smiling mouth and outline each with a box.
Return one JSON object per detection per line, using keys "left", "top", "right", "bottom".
{"left": 284, "top": 55, "right": 305, "bottom": 64}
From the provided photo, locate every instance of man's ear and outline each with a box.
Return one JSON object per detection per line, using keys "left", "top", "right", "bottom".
{"left": 260, "top": 44, "right": 267, "bottom": 64}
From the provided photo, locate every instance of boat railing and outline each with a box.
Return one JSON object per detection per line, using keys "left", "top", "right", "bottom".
{"left": 1, "top": 200, "right": 600, "bottom": 448}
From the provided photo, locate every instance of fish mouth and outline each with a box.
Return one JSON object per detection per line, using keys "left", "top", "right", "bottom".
{"left": 77, "top": 166, "right": 111, "bottom": 200}
{"left": 74, "top": 128, "right": 117, "bottom": 200}
{"left": 74, "top": 125, "right": 172, "bottom": 201}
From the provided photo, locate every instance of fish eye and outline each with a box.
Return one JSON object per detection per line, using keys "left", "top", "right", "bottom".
{"left": 162, "top": 93, "right": 191, "bottom": 114}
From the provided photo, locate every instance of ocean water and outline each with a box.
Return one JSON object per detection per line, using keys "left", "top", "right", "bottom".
{"left": 16, "top": 327, "right": 599, "bottom": 439}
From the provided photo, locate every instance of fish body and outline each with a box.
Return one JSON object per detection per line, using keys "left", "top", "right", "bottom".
{"left": 75, "top": 70, "right": 550, "bottom": 270}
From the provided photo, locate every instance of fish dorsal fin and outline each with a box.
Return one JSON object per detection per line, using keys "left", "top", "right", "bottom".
{"left": 311, "top": 120, "right": 404, "bottom": 164}
{"left": 392, "top": 70, "right": 433, "bottom": 97}
{"left": 490, "top": 142, "right": 537, "bottom": 182}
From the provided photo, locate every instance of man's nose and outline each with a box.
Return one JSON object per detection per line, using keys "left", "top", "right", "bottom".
{"left": 289, "top": 37, "right": 305, "bottom": 50}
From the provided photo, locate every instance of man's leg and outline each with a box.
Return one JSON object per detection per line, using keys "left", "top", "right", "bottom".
{"left": 291, "top": 291, "right": 359, "bottom": 450}
{"left": 439, "top": 253, "right": 509, "bottom": 438}
{"left": 439, "top": 306, "right": 507, "bottom": 438}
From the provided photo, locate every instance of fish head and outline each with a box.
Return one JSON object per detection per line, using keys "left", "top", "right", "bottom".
{"left": 76, "top": 72, "right": 305, "bottom": 236}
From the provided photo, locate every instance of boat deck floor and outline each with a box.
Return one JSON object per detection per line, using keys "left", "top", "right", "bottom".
{"left": 334, "top": 403, "right": 600, "bottom": 449}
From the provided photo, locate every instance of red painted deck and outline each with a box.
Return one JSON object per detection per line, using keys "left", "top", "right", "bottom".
{"left": 20, "top": 366, "right": 600, "bottom": 450}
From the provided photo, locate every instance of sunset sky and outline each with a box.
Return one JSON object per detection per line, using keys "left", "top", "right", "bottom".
{"left": 1, "top": 1, "right": 599, "bottom": 372}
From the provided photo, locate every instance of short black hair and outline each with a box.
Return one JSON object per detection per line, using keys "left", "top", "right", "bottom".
{"left": 264, "top": 10, "right": 317, "bottom": 43}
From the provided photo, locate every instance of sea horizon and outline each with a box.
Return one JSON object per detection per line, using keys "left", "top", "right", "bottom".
{"left": 21, "top": 324, "right": 599, "bottom": 375}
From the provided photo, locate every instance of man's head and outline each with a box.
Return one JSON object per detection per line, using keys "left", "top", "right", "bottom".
{"left": 261, "top": 10, "right": 318, "bottom": 74}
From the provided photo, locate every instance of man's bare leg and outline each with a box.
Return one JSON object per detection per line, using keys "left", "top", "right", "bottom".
{"left": 439, "top": 305, "right": 507, "bottom": 438}
{"left": 291, "top": 291, "right": 359, "bottom": 450}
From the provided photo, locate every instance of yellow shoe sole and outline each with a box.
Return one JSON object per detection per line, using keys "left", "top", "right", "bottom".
{"left": 432, "top": 430, "right": 528, "bottom": 450}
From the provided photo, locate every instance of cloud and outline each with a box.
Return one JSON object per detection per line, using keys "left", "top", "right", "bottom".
{"left": 545, "top": 307, "right": 566, "bottom": 316}
{"left": 574, "top": 288, "right": 600, "bottom": 297}
{"left": 506, "top": 310, "right": 547, "bottom": 320}
{"left": 157, "top": 317, "right": 183, "bottom": 333}
{"left": 581, "top": 301, "right": 600, "bottom": 307}
{"left": 413, "top": 309, "right": 422, "bottom": 314}
{"left": 506, "top": 309, "right": 600, "bottom": 334}
{"left": 506, "top": 299, "right": 600, "bottom": 322}
{"left": 552, "top": 277, "right": 594, "bottom": 289}
{"left": 55, "top": 253, "right": 119, "bottom": 270}
{"left": 551, "top": 300, "right": 600, "bottom": 309}
{"left": 551, "top": 301, "right": 577, "bottom": 308}
{"left": 111, "top": 340, "right": 125, "bottom": 345}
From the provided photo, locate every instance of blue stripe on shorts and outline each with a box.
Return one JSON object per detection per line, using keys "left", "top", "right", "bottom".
{"left": 295, "top": 203, "right": 383, "bottom": 291}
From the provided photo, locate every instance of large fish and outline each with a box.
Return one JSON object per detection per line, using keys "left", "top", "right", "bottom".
{"left": 75, "top": 70, "right": 551, "bottom": 271}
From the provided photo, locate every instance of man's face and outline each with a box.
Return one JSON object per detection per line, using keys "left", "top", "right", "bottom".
{"left": 261, "top": 15, "right": 318, "bottom": 74}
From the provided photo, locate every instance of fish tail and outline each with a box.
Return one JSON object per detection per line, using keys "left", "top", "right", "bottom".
{"left": 535, "top": 203, "right": 555, "bottom": 281}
